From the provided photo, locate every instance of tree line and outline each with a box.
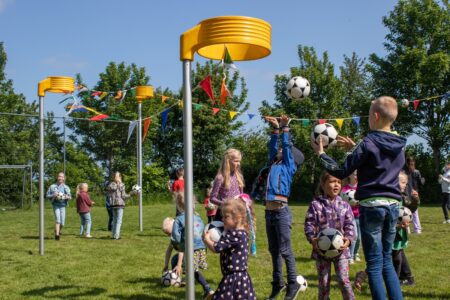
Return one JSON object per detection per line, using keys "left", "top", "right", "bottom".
{"left": 0, "top": 0, "right": 448, "bottom": 207}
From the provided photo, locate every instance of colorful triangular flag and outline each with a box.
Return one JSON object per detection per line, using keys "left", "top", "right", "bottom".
{"left": 90, "top": 114, "right": 109, "bottom": 121}
{"left": 223, "top": 46, "right": 237, "bottom": 70}
{"left": 199, "top": 75, "right": 215, "bottom": 104}
{"left": 99, "top": 92, "right": 109, "bottom": 100}
{"left": 247, "top": 113, "right": 255, "bottom": 120}
{"left": 193, "top": 103, "right": 202, "bottom": 110}
{"left": 336, "top": 119, "right": 344, "bottom": 129}
{"left": 212, "top": 108, "right": 220, "bottom": 115}
{"left": 302, "top": 119, "right": 310, "bottom": 127}
{"left": 143, "top": 118, "right": 151, "bottom": 142}
{"left": 114, "top": 90, "right": 127, "bottom": 102}
{"left": 127, "top": 121, "right": 138, "bottom": 143}
{"left": 318, "top": 119, "right": 326, "bottom": 124}
{"left": 353, "top": 117, "right": 360, "bottom": 127}
{"left": 130, "top": 88, "right": 136, "bottom": 97}
{"left": 161, "top": 95, "right": 168, "bottom": 103}
{"left": 161, "top": 109, "right": 170, "bottom": 132}
{"left": 413, "top": 99, "right": 420, "bottom": 111}
{"left": 229, "top": 111, "right": 238, "bottom": 120}
{"left": 220, "top": 79, "right": 231, "bottom": 106}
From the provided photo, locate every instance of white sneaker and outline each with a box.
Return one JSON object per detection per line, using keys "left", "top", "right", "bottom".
{"left": 349, "top": 259, "right": 354, "bottom": 264}
{"left": 444, "top": 219, "right": 450, "bottom": 224}
{"left": 85, "top": 234, "right": 92, "bottom": 238}
{"left": 355, "top": 254, "right": 361, "bottom": 262}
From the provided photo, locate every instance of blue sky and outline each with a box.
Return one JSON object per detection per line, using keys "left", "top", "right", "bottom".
{"left": 2, "top": 0, "right": 425, "bottom": 143}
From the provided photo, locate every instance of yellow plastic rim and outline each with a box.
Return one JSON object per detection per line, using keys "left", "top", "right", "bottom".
{"left": 180, "top": 16, "right": 271, "bottom": 61}
{"left": 38, "top": 76, "right": 74, "bottom": 96}
{"left": 135, "top": 86, "right": 154, "bottom": 102}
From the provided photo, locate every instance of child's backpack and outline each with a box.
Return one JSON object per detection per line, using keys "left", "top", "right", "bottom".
{"left": 251, "top": 165, "right": 270, "bottom": 201}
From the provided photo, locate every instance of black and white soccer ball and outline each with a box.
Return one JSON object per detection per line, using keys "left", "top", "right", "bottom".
{"left": 204, "top": 221, "right": 225, "bottom": 243}
{"left": 401, "top": 99, "right": 409, "bottom": 108}
{"left": 132, "top": 184, "right": 141, "bottom": 193}
{"left": 56, "top": 191, "right": 65, "bottom": 200}
{"left": 311, "top": 123, "right": 338, "bottom": 148}
{"left": 206, "top": 202, "right": 216, "bottom": 211}
{"left": 286, "top": 76, "right": 310, "bottom": 100}
{"left": 161, "top": 271, "right": 181, "bottom": 287}
{"left": 296, "top": 275, "right": 308, "bottom": 292}
{"left": 342, "top": 190, "right": 358, "bottom": 206}
{"left": 317, "top": 228, "right": 344, "bottom": 258}
{"left": 398, "top": 206, "right": 412, "bottom": 224}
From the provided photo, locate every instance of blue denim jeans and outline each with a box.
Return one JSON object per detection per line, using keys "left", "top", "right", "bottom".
{"left": 53, "top": 205, "right": 66, "bottom": 226}
{"left": 79, "top": 212, "right": 92, "bottom": 235}
{"left": 112, "top": 207, "right": 124, "bottom": 239}
{"left": 350, "top": 217, "right": 361, "bottom": 259}
{"left": 265, "top": 206, "right": 297, "bottom": 284}
{"left": 360, "top": 204, "right": 403, "bottom": 300}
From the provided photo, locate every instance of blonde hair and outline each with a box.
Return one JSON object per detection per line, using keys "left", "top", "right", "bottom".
{"left": 173, "top": 192, "right": 197, "bottom": 213}
{"left": 162, "top": 217, "right": 174, "bottom": 235}
{"left": 218, "top": 148, "right": 244, "bottom": 190}
{"left": 222, "top": 197, "right": 256, "bottom": 234}
{"left": 371, "top": 96, "right": 398, "bottom": 124}
{"left": 399, "top": 170, "right": 408, "bottom": 181}
{"left": 76, "top": 183, "right": 88, "bottom": 197}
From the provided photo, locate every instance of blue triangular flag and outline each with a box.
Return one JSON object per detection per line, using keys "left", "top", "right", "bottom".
{"left": 161, "top": 109, "right": 170, "bottom": 132}
{"left": 248, "top": 113, "right": 255, "bottom": 120}
{"left": 353, "top": 117, "right": 361, "bottom": 127}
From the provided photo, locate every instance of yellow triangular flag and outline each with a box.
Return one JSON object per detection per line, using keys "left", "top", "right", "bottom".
{"left": 99, "top": 92, "right": 108, "bottom": 100}
{"left": 336, "top": 119, "right": 344, "bottom": 129}
{"left": 229, "top": 111, "right": 238, "bottom": 120}
{"left": 178, "top": 100, "right": 183, "bottom": 108}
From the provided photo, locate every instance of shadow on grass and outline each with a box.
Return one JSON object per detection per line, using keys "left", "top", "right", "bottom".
{"left": 403, "top": 291, "right": 450, "bottom": 299}
{"left": 22, "top": 285, "right": 106, "bottom": 298}
{"left": 21, "top": 236, "right": 52, "bottom": 240}
{"left": 115, "top": 277, "right": 186, "bottom": 299}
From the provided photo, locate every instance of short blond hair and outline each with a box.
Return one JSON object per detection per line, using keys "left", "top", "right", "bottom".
{"left": 162, "top": 217, "right": 174, "bottom": 235}
{"left": 399, "top": 170, "right": 408, "bottom": 181}
{"left": 371, "top": 96, "right": 398, "bottom": 124}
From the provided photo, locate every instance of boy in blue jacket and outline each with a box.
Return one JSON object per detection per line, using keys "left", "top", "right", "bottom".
{"left": 312, "top": 96, "right": 406, "bottom": 300}
{"left": 264, "top": 115, "right": 304, "bottom": 300}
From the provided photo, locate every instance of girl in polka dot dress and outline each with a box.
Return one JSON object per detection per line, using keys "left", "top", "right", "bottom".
{"left": 204, "top": 196, "right": 256, "bottom": 300}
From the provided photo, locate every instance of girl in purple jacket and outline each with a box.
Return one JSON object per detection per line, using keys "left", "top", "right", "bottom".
{"left": 304, "top": 171, "right": 355, "bottom": 300}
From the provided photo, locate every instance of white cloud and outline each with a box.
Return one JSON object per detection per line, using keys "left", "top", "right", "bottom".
{"left": 0, "top": 0, "right": 14, "bottom": 13}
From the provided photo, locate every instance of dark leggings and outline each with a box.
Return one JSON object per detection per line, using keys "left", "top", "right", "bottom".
{"left": 392, "top": 249, "right": 412, "bottom": 280}
{"left": 171, "top": 254, "right": 210, "bottom": 291}
{"left": 442, "top": 193, "right": 450, "bottom": 220}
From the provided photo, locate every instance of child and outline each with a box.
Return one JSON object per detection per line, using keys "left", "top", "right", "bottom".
{"left": 438, "top": 161, "right": 450, "bottom": 223}
{"left": 263, "top": 115, "right": 305, "bottom": 300}
{"left": 163, "top": 192, "right": 214, "bottom": 300}
{"left": 107, "top": 172, "right": 131, "bottom": 240}
{"left": 46, "top": 172, "right": 71, "bottom": 240}
{"left": 312, "top": 96, "right": 406, "bottom": 300}
{"left": 210, "top": 148, "right": 244, "bottom": 221}
{"left": 393, "top": 171, "right": 416, "bottom": 286}
{"left": 204, "top": 182, "right": 217, "bottom": 223}
{"left": 341, "top": 171, "right": 361, "bottom": 264}
{"left": 76, "top": 183, "right": 95, "bottom": 238}
{"left": 404, "top": 157, "right": 424, "bottom": 233}
{"left": 304, "top": 172, "right": 355, "bottom": 300}
{"left": 171, "top": 167, "right": 185, "bottom": 193}
{"left": 203, "top": 196, "right": 257, "bottom": 300}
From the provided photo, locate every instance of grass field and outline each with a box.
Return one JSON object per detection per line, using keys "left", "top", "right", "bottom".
{"left": 1, "top": 202, "right": 449, "bottom": 300}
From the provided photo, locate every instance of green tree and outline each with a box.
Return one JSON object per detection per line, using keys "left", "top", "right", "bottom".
{"left": 368, "top": 0, "right": 450, "bottom": 173}
{"left": 67, "top": 62, "right": 156, "bottom": 181}
{"left": 152, "top": 61, "right": 249, "bottom": 188}
{"left": 0, "top": 42, "right": 38, "bottom": 206}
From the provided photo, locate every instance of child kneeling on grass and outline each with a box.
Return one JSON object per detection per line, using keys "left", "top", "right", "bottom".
{"left": 304, "top": 172, "right": 355, "bottom": 300}
{"left": 162, "top": 192, "right": 214, "bottom": 300}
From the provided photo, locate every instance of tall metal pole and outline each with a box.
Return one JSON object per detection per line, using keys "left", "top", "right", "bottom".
{"left": 39, "top": 96, "right": 45, "bottom": 256}
{"left": 138, "top": 102, "right": 143, "bottom": 231}
{"left": 182, "top": 61, "right": 195, "bottom": 300}
{"left": 63, "top": 117, "right": 66, "bottom": 175}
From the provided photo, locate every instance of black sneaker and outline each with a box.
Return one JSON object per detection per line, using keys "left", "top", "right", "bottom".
{"left": 401, "top": 277, "right": 416, "bottom": 286}
{"left": 55, "top": 234, "right": 60, "bottom": 241}
{"left": 267, "top": 282, "right": 286, "bottom": 300}
{"left": 284, "top": 282, "right": 301, "bottom": 300}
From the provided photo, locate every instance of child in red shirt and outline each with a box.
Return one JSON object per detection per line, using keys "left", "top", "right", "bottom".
{"left": 76, "top": 183, "right": 95, "bottom": 238}
{"left": 203, "top": 183, "right": 216, "bottom": 223}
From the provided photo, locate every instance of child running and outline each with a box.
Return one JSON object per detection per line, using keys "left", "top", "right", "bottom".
{"left": 76, "top": 183, "right": 95, "bottom": 238}
{"left": 304, "top": 171, "right": 355, "bottom": 300}
{"left": 204, "top": 196, "right": 256, "bottom": 300}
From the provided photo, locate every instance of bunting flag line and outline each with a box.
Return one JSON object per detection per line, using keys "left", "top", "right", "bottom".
{"left": 336, "top": 118, "right": 344, "bottom": 129}
{"left": 127, "top": 121, "right": 138, "bottom": 143}
{"left": 90, "top": 114, "right": 109, "bottom": 121}
{"left": 199, "top": 75, "right": 215, "bottom": 104}
{"left": 229, "top": 111, "right": 238, "bottom": 120}
{"left": 142, "top": 118, "right": 151, "bottom": 142}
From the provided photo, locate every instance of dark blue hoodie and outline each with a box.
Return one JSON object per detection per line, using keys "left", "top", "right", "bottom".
{"left": 319, "top": 131, "right": 407, "bottom": 201}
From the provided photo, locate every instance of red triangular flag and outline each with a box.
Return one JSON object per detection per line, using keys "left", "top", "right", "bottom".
{"left": 220, "top": 79, "right": 231, "bottom": 106}
{"left": 413, "top": 100, "right": 420, "bottom": 111}
{"left": 212, "top": 108, "right": 220, "bottom": 115}
{"left": 199, "top": 75, "right": 215, "bottom": 104}
{"left": 89, "top": 114, "right": 109, "bottom": 121}
{"left": 318, "top": 119, "right": 326, "bottom": 124}
{"left": 142, "top": 118, "right": 151, "bottom": 142}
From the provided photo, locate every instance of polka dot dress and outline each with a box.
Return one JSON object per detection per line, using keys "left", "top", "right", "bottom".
{"left": 213, "top": 229, "right": 256, "bottom": 300}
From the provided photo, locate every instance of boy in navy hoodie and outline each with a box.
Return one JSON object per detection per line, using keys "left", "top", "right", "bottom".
{"left": 264, "top": 115, "right": 305, "bottom": 300}
{"left": 312, "top": 96, "right": 406, "bottom": 300}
